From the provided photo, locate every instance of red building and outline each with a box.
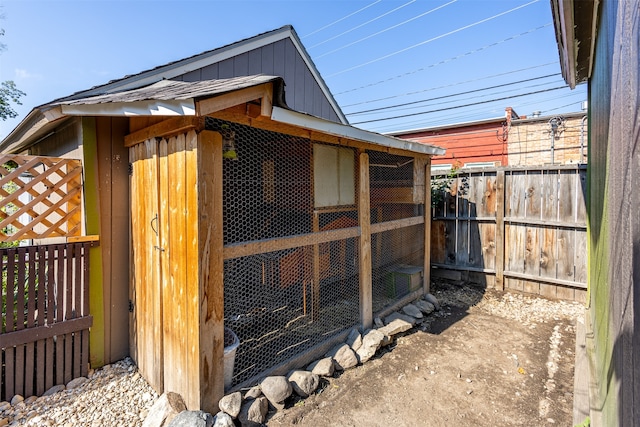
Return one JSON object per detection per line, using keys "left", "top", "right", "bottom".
{"left": 388, "top": 107, "right": 519, "bottom": 169}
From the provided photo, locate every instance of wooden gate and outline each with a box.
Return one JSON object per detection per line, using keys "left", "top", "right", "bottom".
{"left": 431, "top": 164, "right": 587, "bottom": 301}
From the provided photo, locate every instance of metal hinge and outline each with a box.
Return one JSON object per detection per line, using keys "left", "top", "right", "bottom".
{"left": 128, "top": 163, "right": 133, "bottom": 176}
{"left": 129, "top": 300, "right": 134, "bottom": 313}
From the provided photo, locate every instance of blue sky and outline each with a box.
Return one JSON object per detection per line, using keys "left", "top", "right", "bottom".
{"left": 0, "top": 0, "right": 587, "bottom": 139}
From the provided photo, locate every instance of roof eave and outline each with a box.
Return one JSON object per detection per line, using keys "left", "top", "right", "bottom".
{"left": 551, "top": 0, "right": 599, "bottom": 88}
{"left": 271, "top": 106, "right": 445, "bottom": 156}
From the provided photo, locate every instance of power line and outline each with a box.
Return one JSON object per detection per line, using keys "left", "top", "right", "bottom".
{"left": 302, "top": 0, "right": 382, "bottom": 38}
{"left": 351, "top": 86, "right": 569, "bottom": 125}
{"left": 327, "top": 0, "right": 541, "bottom": 77}
{"left": 341, "top": 62, "right": 557, "bottom": 108}
{"left": 367, "top": 91, "right": 585, "bottom": 132}
{"left": 316, "top": 0, "right": 457, "bottom": 58}
{"left": 346, "top": 74, "right": 560, "bottom": 115}
{"left": 309, "top": 0, "right": 418, "bottom": 49}
{"left": 334, "top": 24, "right": 553, "bottom": 96}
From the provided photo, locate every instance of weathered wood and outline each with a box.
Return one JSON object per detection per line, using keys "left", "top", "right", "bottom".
{"left": 197, "top": 130, "right": 224, "bottom": 411}
{"left": 124, "top": 117, "right": 205, "bottom": 147}
{"left": 503, "top": 270, "right": 587, "bottom": 289}
{"left": 358, "top": 152, "right": 372, "bottom": 330}
{"left": 223, "top": 226, "right": 361, "bottom": 260}
{"left": 370, "top": 216, "right": 424, "bottom": 234}
{"left": 424, "top": 160, "right": 432, "bottom": 293}
{"left": 197, "top": 83, "right": 273, "bottom": 117}
{"left": 0, "top": 316, "right": 93, "bottom": 349}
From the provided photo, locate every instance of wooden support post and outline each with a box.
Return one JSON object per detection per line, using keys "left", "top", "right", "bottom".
{"left": 424, "top": 159, "right": 432, "bottom": 294}
{"left": 495, "top": 170, "right": 506, "bottom": 290}
{"left": 197, "top": 131, "right": 224, "bottom": 412}
{"left": 358, "top": 152, "right": 372, "bottom": 330}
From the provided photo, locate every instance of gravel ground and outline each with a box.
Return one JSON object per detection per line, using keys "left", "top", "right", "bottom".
{"left": 0, "top": 284, "right": 585, "bottom": 427}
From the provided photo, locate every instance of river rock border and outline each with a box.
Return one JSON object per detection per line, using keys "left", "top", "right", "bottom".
{"left": 147, "top": 293, "right": 441, "bottom": 427}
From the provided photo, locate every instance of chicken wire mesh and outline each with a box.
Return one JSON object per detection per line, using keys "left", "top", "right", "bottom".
{"left": 207, "top": 118, "right": 361, "bottom": 387}
{"left": 368, "top": 151, "right": 426, "bottom": 314}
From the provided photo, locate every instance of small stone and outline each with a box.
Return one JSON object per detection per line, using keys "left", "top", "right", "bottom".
{"left": 402, "top": 304, "right": 423, "bottom": 319}
{"left": 325, "top": 344, "right": 358, "bottom": 370}
{"left": 0, "top": 418, "right": 7, "bottom": 427}
{"left": 166, "top": 410, "right": 215, "bottom": 427}
{"left": 345, "top": 329, "right": 362, "bottom": 352}
{"left": 238, "top": 397, "right": 268, "bottom": 425}
{"left": 66, "top": 377, "right": 88, "bottom": 389}
{"left": 0, "top": 402, "right": 9, "bottom": 411}
{"left": 218, "top": 392, "right": 242, "bottom": 419}
{"left": 23, "top": 396, "right": 37, "bottom": 405}
{"left": 356, "top": 329, "right": 384, "bottom": 364}
{"left": 384, "top": 312, "right": 417, "bottom": 326}
{"left": 378, "top": 318, "right": 413, "bottom": 345}
{"left": 142, "top": 392, "right": 186, "bottom": 427}
{"left": 307, "top": 357, "right": 335, "bottom": 377}
{"left": 43, "top": 385, "right": 65, "bottom": 397}
{"left": 10, "top": 395, "right": 24, "bottom": 406}
{"left": 424, "top": 293, "right": 441, "bottom": 310}
{"left": 287, "top": 371, "right": 319, "bottom": 397}
{"left": 374, "top": 317, "right": 384, "bottom": 328}
{"left": 415, "top": 299, "right": 435, "bottom": 315}
{"left": 243, "top": 386, "right": 262, "bottom": 401}
{"left": 260, "top": 376, "right": 292, "bottom": 404}
{"left": 213, "top": 411, "right": 234, "bottom": 427}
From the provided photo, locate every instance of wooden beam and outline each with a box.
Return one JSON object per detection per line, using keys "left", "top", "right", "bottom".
{"left": 358, "top": 152, "right": 372, "bottom": 330}
{"left": 67, "top": 235, "right": 100, "bottom": 243}
{"left": 210, "top": 109, "right": 433, "bottom": 159}
{"left": 0, "top": 316, "right": 93, "bottom": 349}
{"left": 495, "top": 170, "right": 506, "bottom": 291}
{"left": 223, "top": 226, "right": 361, "bottom": 260}
{"left": 197, "top": 130, "right": 224, "bottom": 411}
{"left": 197, "top": 83, "right": 273, "bottom": 117}
{"left": 370, "top": 216, "right": 424, "bottom": 235}
{"left": 124, "top": 117, "right": 205, "bottom": 148}
{"left": 424, "top": 159, "right": 432, "bottom": 294}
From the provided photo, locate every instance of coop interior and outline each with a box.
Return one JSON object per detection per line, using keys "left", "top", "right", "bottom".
{"left": 209, "top": 117, "right": 427, "bottom": 387}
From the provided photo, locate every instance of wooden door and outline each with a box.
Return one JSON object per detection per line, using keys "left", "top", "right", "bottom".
{"left": 129, "top": 139, "right": 163, "bottom": 393}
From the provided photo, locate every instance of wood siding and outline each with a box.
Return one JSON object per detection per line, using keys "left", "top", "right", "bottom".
{"left": 176, "top": 38, "right": 341, "bottom": 123}
{"left": 585, "top": 0, "right": 640, "bottom": 425}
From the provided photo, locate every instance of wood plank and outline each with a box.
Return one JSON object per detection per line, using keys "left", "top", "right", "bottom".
{"left": 358, "top": 152, "right": 372, "bottom": 330}
{"left": 36, "top": 247, "right": 46, "bottom": 395}
{"left": 540, "top": 227, "right": 558, "bottom": 279}
{"left": 55, "top": 245, "right": 65, "bottom": 386}
{"left": 504, "top": 217, "right": 586, "bottom": 229}
{"left": 73, "top": 244, "right": 82, "bottom": 379}
{"left": 430, "top": 220, "right": 446, "bottom": 265}
{"left": 525, "top": 170, "right": 542, "bottom": 219}
{"left": 158, "top": 137, "right": 171, "bottom": 397}
{"left": 171, "top": 133, "right": 188, "bottom": 402}
{"left": 541, "top": 169, "right": 559, "bottom": 221}
{"left": 424, "top": 159, "right": 431, "bottom": 293}
{"left": 524, "top": 226, "right": 541, "bottom": 277}
{"left": 25, "top": 247, "right": 36, "bottom": 398}
{"left": 66, "top": 235, "right": 100, "bottom": 243}
{"left": 197, "top": 83, "right": 273, "bottom": 117}
{"left": 574, "top": 230, "right": 587, "bottom": 285}
{"left": 506, "top": 170, "right": 526, "bottom": 218}
{"left": 0, "top": 316, "right": 93, "bottom": 348}
{"left": 185, "top": 130, "right": 199, "bottom": 409}
{"left": 506, "top": 223, "right": 525, "bottom": 274}
{"left": 456, "top": 220, "right": 470, "bottom": 266}
{"left": 477, "top": 222, "right": 496, "bottom": 270}
{"left": 223, "top": 226, "right": 360, "bottom": 260}
{"left": 128, "top": 145, "right": 140, "bottom": 373}
{"left": 503, "top": 271, "right": 587, "bottom": 289}
{"left": 197, "top": 130, "right": 224, "bottom": 412}
{"left": 370, "top": 216, "right": 424, "bottom": 234}
{"left": 124, "top": 117, "right": 205, "bottom": 147}
{"left": 5, "top": 250, "right": 16, "bottom": 397}
{"left": 443, "top": 220, "right": 456, "bottom": 266}
{"left": 556, "top": 285, "right": 575, "bottom": 301}
{"left": 556, "top": 228, "right": 576, "bottom": 282}
{"left": 523, "top": 279, "right": 540, "bottom": 295}
{"left": 558, "top": 169, "right": 576, "bottom": 222}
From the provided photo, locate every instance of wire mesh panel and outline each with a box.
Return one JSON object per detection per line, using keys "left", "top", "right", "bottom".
{"left": 208, "top": 118, "right": 361, "bottom": 386}
{"left": 369, "top": 151, "right": 425, "bottom": 313}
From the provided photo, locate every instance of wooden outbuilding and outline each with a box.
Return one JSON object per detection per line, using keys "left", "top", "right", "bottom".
{"left": 1, "top": 27, "right": 444, "bottom": 411}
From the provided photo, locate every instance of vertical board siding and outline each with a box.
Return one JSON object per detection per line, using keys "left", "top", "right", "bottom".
{"left": 1, "top": 243, "right": 92, "bottom": 401}
{"left": 431, "top": 165, "right": 587, "bottom": 300}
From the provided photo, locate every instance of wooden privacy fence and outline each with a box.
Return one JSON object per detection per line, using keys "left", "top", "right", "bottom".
{"left": 0, "top": 242, "right": 94, "bottom": 401}
{"left": 431, "top": 164, "right": 587, "bottom": 302}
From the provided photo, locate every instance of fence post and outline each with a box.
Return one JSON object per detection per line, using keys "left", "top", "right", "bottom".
{"left": 424, "top": 159, "right": 432, "bottom": 294}
{"left": 358, "top": 152, "right": 372, "bottom": 330}
{"left": 495, "top": 170, "right": 506, "bottom": 290}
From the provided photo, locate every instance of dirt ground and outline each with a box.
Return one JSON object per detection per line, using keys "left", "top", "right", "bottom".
{"left": 266, "top": 281, "right": 583, "bottom": 427}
